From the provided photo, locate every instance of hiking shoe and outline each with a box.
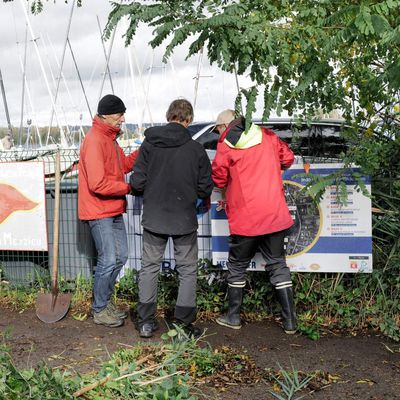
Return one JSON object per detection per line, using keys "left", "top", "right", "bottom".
{"left": 216, "top": 314, "right": 242, "bottom": 330}
{"left": 183, "top": 323, "right": 202, "bottom": 338}
{"left": 173, "top": 322, "right": 203, "bottom": 339}
{"left": 138, "top": 321, "right": 159, "bottom": 338}
{"left": 93, "top": 307, "right": 124, "bottom": 328}
{"left": 107, "top": 301, "right": 128, "bottom": 320}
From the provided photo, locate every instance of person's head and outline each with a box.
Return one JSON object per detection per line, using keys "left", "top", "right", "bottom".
{"left": 97, "top": 94, "right": 126, "bottom": 128}
{"left": 214, "top": 109, "right": 235, "bottom": 134}
{"left": 166, "top": 99, "right": 194, "bottom": 127}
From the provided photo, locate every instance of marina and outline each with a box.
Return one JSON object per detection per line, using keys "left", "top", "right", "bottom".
{"left": 0, "top": 0, "right": 249, "bottom": 150}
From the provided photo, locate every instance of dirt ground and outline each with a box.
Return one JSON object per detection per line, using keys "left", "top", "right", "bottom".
{"left": 1, "top": 307, "right": 399, "bottom": 400}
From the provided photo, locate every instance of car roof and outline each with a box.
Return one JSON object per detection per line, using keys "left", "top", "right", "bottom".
{"left": 191, "top": 117, "right": 346, "bottom": 125}
{"left": 190, "top": 118, "right": 347, "bottom": 139}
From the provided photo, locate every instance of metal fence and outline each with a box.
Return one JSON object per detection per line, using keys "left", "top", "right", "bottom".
{"left": 0, "top": 148, "right": 212, "bottom": 286}
{"left": 0, "top": 125, "right": 348, "bottom": 286}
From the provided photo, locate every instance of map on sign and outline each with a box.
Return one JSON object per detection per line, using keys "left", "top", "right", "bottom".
{"left": 284, "top": 181, "right": 322, "bottom": 257}
{"left": 211, "top": 163, "right": 372, "bottom": 273}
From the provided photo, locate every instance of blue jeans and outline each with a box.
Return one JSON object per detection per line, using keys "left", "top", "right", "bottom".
{"left": 88, "top": 215, "right": 128, "bottom": 313}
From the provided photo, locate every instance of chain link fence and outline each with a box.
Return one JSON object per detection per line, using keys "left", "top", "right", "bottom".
{"left": 0, "top": 121, "right": 351, "bottom": 286}
{"left": 0, "top": 147, "right": 212, "bottom": 286}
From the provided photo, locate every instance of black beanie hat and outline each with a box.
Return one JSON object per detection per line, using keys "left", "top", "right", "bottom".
{"left": 97, "top": 94, "right": 126, "bottom": 115}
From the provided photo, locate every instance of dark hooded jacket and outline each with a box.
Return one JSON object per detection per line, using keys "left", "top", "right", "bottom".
{"left": 130, "top": 122, "right": 213, "bottom": 235}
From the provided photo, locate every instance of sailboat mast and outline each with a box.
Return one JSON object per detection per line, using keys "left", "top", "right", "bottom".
{"left": 98, "top": 22, "right": 117, "bottom": 102}
{"left": 193, "top": 47, "right": 204, "bottom": 111}
{"left": 67, "top": 38, "right": 92, "bottom": 120}
{"left": 19, "top": 0, "right": 67, "bottom": 147}
{"left": 19, "top": 20, "right": 28, "bottom": 147}
{"left": 140, "top": 50, "right": 154, "bottom": 126}
{"left": 97, "top": 16, "right": 115, "bottom": 95}
{"left": 0, "top": 67, "right": 14, "bottom": 142}
{"left": 47, "top": 0, "right": 75, "bottom": 143}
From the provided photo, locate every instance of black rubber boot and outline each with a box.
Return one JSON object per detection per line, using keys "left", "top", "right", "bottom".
{"left": 137, "top": 302, "right": 157, "bottom": 338}
{"left": 216, "top": 286, "right": 243, "bottom": 330}
{"left": 275, "top": 285, "right": 297, "bottom": 334}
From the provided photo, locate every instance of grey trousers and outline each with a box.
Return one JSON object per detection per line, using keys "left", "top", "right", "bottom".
{"left": 138, "top": 229, "right": 198, "bottom": 308}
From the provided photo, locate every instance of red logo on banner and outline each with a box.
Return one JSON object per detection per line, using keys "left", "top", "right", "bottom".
{"left": 0, "top": 184, "right": 39, "bottom": 224}
{"left": 350, "top": 262, "right": 358, "bottom": 270}
{"left": 216, "top": 200, "right": 226, "bottom": 212}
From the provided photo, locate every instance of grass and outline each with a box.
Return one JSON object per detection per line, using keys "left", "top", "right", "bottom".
{"left": 1, "top": 260, "right": 399, "bottom": 342}
{"left": 0, "top": 326, "right": 254, "bottom": 400}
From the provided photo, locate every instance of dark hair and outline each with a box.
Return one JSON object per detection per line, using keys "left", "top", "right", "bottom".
{"left": 166, "top": 99, "right": 194, "bottom": 123}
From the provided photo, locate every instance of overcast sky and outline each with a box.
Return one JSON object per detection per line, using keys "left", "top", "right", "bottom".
{"left": 0, "top": 0, "right": 259, "bottom": 130}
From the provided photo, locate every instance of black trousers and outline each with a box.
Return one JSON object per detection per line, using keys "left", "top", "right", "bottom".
{"left": 227, "top": 229, "right": 291, "bottom": 287}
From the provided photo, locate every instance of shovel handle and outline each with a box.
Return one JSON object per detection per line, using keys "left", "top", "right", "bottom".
{"left": 52, "top": 151, "right": 61, "bottom": 293}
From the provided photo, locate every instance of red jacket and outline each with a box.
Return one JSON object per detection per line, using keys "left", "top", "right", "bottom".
{"left": 78, "top": 116, "right": 139, "bottom": 220}
{"left": 212, "top": 119, "right": 294, "bottom": 236}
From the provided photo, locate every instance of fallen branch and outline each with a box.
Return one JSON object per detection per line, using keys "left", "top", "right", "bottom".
{"left": 133, "top": 371, "right": 183, "bottom": 386}
{"left": 73, "top": 353, "right": 152, "bottom": 397}
{"left": 114, "top": 364, "right": 160, "bottom": 381}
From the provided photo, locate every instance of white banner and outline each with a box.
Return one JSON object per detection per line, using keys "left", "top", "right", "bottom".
{"left": 123, "top": 195, "right": 212, "bottom": 273}
{"left": 0, "top": 161, "right": 48, "bottom": 251}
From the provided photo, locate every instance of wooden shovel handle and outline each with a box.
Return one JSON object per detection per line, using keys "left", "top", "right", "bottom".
{"left": 51, "top": 151, "right": 61, "bottom": 294}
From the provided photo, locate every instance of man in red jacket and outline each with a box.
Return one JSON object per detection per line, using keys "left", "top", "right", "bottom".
{"left": 78, "top": 94, "right": 139, "bottom": 327}
{"left": 212, "top": 109, "right": 297, "bottom": 334}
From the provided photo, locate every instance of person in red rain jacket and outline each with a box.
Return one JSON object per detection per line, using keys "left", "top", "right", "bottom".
{"left": 211, "top": 109, "right": 297, "bottom": 334}
{"left": 78, "top": 94, "right": 139, "bottom": 328}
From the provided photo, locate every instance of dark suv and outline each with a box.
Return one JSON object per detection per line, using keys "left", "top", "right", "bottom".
{"left": 190, "top": 118, "right": 348, "bottom": 162}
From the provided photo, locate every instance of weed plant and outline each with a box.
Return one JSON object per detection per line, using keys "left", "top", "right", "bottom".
{"left": 0, "top": 283, "right": 36, "bottom": 311}
{"left": 0, "top": 326, "right": 229, "bottom": 399}
{"left": 266, "top": 362, "right": 313, "bottom": 400}
{"left": 0, "top": 329, "right": 78, "bottom": 400}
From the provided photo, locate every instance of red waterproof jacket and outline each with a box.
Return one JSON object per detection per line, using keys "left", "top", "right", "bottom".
{"left": 78, "top": 116, "right": 138, "bottom": 220}
{"left": 212, "top": 118, "right": 294, "bottom": 236}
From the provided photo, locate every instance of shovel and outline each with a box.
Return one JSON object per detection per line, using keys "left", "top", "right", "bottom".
{"left": 36, "top": 151, "right": 71, "bottom": 323}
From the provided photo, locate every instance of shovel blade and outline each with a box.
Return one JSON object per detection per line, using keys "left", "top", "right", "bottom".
{"left": 35, "top": 292, "right": 72, "bottom": 323}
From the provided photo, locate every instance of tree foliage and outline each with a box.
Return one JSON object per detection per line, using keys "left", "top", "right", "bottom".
{"left": 6, "top": 1, "right": 399, "bottom": 130}
{"left": 105, "top": 0, "right": 400, "bottom": 264}
{"left": 105, "top": 1, "right": 400, "bottom": 121}
{"left": 3, "top": 0, "right": 82, "bottom": 15}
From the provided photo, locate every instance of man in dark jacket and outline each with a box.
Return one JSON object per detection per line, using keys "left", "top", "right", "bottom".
{"left": 212, "top": 109, "right": 297, "bottom": 334}
{"left": 130, "top": 99, "right": 213, "bottom": 338}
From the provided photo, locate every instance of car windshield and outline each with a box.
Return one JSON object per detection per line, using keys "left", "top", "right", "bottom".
{"left": 192, "top": 120, "right": 348, "bottom": 162}
{"left": 187, "top": 123, "right": 211, "bottom": 137}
